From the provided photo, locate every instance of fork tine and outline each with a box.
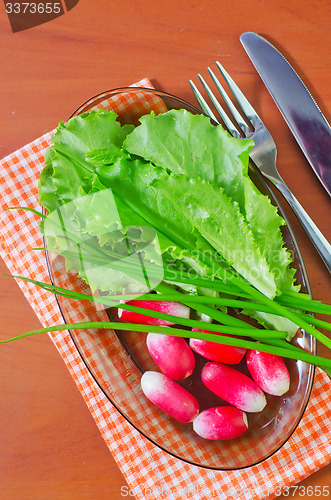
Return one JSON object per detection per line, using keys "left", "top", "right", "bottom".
{"left": 207, "top": 67, "right": 251, "bottom": 136}
{"left": 197, "top": 74, "right": 242, "bottom": 139}
{"left": 216, "top": 61, "right": 262, "bottom": 129}
{"left": 189, "top": 80, "right": 219, "bottom": 124}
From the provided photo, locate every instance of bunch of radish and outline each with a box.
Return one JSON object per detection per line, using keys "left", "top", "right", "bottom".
{"left": 118, "top": 299, "right": 290, "bottom": 441}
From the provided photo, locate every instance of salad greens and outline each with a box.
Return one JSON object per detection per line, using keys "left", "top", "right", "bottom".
{"left": 124, "top": 109, "right": 297, "bottom": 294}
{"left": 38, "top": 108, "right": 300, "bottom": 337}
{"left": 153, "top": 173, "right": 276, "bottom": 298}
{"left": 123, "top": 110, "right": 299, "bottom": 335}
{"left": 3, "top": 105, "right": 331, "bottom": 374}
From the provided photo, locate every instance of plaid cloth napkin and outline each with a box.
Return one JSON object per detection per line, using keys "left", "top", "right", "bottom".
{"left": 0, "top": 79, "right": 330, "bottom": 500}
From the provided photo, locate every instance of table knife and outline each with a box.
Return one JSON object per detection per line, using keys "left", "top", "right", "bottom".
{"left": 240, "top": 31, "right": 331, "bottom": 196}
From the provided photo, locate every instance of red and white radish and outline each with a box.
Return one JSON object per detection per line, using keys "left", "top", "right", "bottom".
{"left": 193, "top": 406, "right": 248, "bottom": 440}
{"left": 140, "top": 371, "right": 199, "bottom": 423}
{"left": 246, "top": 350, "right": 290, "bottom": 396}
{"left": 118, "top": 300, "right": 190, "bottom": 326}
{"left": 190, "top": 328, "right": 246, "bottom": 364}
{"left": 146, "top": 332, "right": 195, "bottom": 380}
{"left": 201, "top": 362, "right": 266, "bottom": 413}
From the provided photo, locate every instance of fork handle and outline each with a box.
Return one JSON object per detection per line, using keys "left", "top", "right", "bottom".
{"left": 273, "top": 179, "right": 331, "bottom": 273}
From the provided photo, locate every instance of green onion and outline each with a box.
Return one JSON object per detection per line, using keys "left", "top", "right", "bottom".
{"left": 1, "top": 320, "right": 330, "bottom": 371}
{"left": 1, "top": 273, "right": 285, "bottom": 339}
{"left": 41, "top": 208, "right": 328, "bottom": 335}
{"left": 276, "top": 295, "right": 331, "bottom": 315}
{"left": 3, "top": 271, "right": 331, "bottom": 348}
{"left": 5, "top": 206, "right": 46, "bottom": 218}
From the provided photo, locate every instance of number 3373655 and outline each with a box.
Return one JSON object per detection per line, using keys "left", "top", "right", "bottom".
{"left": 5, "top": 3, "right": 62, "bottom": 14}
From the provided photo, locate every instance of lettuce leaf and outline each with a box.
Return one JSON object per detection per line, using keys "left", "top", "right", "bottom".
{"left": 154, "top": 173, "right": 276, "bottom": 298}
{"left": 95, "top": 156, "right": 227, "bottom": 276}
{"left": 124, "top": 109, "right": 253, "bottom": 209}
{"left": 42, "top": 189, "right": 165, "bottom": 295}
{"left": 38, "top": 107, "right": 300, "bottom": 333}
{"left": 39, "top": 109, "right": 133, "bottom": 213}
{"left": 52, "top": 109, "right": 133, "bottom": 164}
{"left": 124, "top": 109, "right": 298, "bottom": 295}
{"left": 38, "top": 147, "right": 59, "bottom": 213}
{"left": 243, "top": 178, "right": 299, "bottom": 293}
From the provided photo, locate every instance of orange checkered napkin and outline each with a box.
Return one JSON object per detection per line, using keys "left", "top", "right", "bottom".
{"left": 0, "top": 79, "right": 330, "bottom": 500}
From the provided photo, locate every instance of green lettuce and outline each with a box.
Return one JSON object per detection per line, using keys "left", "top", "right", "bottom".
{"left": 124, "top": 109, "right": 298, "bottom": 295}
{"left": 242, "top": 178, "right": 298, "bottom": 292}
{"left": 38, "top": 107, "right": 301, "bottom": 336}
{"left": 123, "top": 109, "right": 253, "bottom": 208}
{"left": 154, "top": 173, "right": 276, "bottom": 298}
{"left": 52, "top": 109, "right": 133, "bottom": 164}
{"left": 39, "top": 109, "right": 134, "bottom": 214}
{"left": 95, "top": 156, "right": 229, "bottom": 280}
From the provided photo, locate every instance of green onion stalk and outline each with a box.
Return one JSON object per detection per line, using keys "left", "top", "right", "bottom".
{"left": 2, "top": 207, "right": 331, "bottom": 377}
{"left": 1, "top": 272, "right": 331, "bottom": 377}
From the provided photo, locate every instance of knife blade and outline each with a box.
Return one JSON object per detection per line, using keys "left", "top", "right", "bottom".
{"left": 240, "top": 32, "right": 331, "bottom": 196}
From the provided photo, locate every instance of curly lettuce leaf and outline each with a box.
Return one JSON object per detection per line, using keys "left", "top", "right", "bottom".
{"left": 95, "top": 156, "right": 223, "bottom": 274}
{"left": 124, "top": 109, "right": 298, "bottom": 295}
{"left": 38, "top": 147, "right": 59, "bottom": 213}
{"left": 243, "top": 177, "right": 299, "bottom": 293}
{"left": 154, "top": 174, "right": 276, "bottom": 298}
{"left": 52, "top": 109, "right": 134, "bottom": 164}
{"left": 124, "top": 109, "right": 253, "bottom": 209}
{"left": 39, "top": 110, "right": 133, "bottom": 213}
{"left": 38, "top": 108, "right": 300, "bottom": 333}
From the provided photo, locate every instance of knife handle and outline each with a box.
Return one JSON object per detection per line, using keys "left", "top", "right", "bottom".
{"left": 274, "top": 180, "right": 331, "bottom": 273}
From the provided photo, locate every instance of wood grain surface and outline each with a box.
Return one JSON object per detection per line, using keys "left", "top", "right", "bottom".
{"left": 0, "top": 1, "right": 330, "bottom": 499}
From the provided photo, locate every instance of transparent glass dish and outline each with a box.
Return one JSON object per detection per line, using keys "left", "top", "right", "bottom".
{"left": 45, "top": 87, "right": 315, "bottom": 470}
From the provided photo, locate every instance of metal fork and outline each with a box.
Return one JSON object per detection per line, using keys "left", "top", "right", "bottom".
{"left": 190, "top": 62, "right": 331, "bottom": 273}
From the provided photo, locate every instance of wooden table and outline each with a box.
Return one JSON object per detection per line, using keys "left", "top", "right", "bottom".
{"left": 0, "top": 1, "right": 330, "bottom": 498}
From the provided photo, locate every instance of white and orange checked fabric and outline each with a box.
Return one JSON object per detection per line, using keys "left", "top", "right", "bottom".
{"left": 0, "top": 78, "right": 330, "bottom": 500}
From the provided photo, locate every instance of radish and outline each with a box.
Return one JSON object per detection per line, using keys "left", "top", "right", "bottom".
{"left": 201, "top": 362, "right": 266, "bottom": 413}
{"left": 118, "top": 299, "right": 190, "bottom": 326}
{"left": 141, "top": 371, "right": 199, "bottom": 423}
{"left": 146, "top": 332, "right": 195, "bottom": 380}
{"left": 193, "top": 406, "right": 248, "bottom": 440}
{"left": 246, "top": 350, "right": 290, "bottom": 396}
{"left": 190, "top": 328, "right": 246, "bottom": 364}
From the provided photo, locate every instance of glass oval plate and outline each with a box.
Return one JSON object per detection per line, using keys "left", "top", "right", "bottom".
{"left": 44, "top": 87, "right": 315, "bottom": 470}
